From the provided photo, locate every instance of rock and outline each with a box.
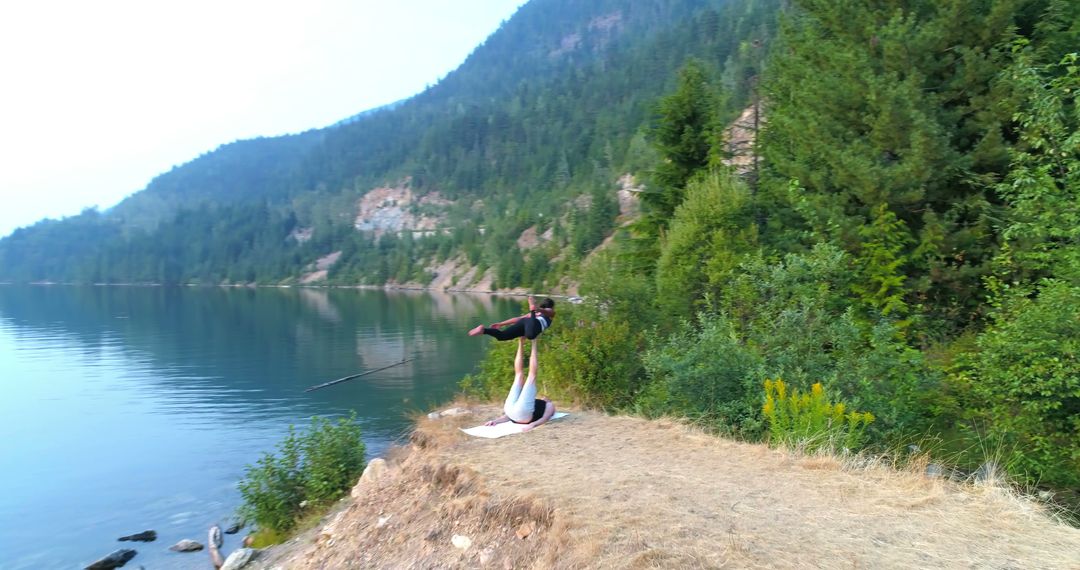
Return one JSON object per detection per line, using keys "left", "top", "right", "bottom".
{"left": 975, "top": 461, "right": 1000, "bottom": 484}
{"left": 376, "top": 515, "right": 392, "bottom": 528}
{"left": 440, "top": 407, "right": 469, "bottom": 416}
{"left": 242, "top": 535, "right": 255, "bottom": 547}
{"left": 427, "top": 412, "right": 441, "bottom": 420}
{"left": 516, "top": 521, "right": 534, "bottom": 540}
{"left": 907, "top": 444, "right": 920, "bottom": 454}
{"left": 117, "top": 530, "right": 156, "bottom": 542}
{"left": 925, "top": 463, "right": 945, "bottom": 478}
{"left": 480, "top": 548, "right": 494, "bottom": 565}
{"left": 209, "top": 525, "right": 223, "bottom": 548}
{"left": 168, "top": 539, "right": 204, "bottom": 552}
{"left": 85, "top": 549, "right": 137, "bottom": 569}
{"left": 451, "top": 534, "right": 472, "bottom": 550}
{"left": 322, "top": 511, "right": 347, "bottom": 536}
{"left": 225, "top": 521, "right": 245, "bottom": 534}
{"left": 220, "top": 547, "right": 255, "bottom": 570}
{"left": 363, "top": 458, "right": 388, "bottom": 482}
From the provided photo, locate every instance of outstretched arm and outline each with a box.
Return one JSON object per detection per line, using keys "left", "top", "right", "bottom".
{"left": 490, "top": 315, "right": 525, "bottom": 328}
{"left": 484, "top": 414, "right": 511, "bottom": 427}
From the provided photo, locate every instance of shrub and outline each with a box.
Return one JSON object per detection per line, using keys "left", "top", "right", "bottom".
{"left": 763, "top": 379, "right": 874, "bottom": 453}
{"left": 637, "top": 314, "right": 761, "bottom": 433}
{"left": 238, "top": 414, "right": 366, "bottom": 535}
{"left": 655, "top": 171, "right": 758, "bottom": 319}
{"left": 461, "top": 308, "right": 646, "bottom": 410}
{"left": 720, "top": 245, "right": 938, "bottom": 441}
{"left": 543, "top": 319, "right": 645, "bottom": 409}
{"left": 962, "top": 279, "right": 1080, "bottom": 487}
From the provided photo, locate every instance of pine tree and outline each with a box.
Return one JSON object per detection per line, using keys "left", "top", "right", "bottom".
{"left": 642, "top": 59, "right": 719, "bottom": 235}
{"left": 760, "top": 0, "right": 1047, "bottom": 331}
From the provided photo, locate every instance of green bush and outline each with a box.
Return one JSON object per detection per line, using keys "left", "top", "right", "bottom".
{"left": 720, "top": 245, "right": 937, "bottom": 441}
{"left": 461, "top": 307, "right": 646, "bottom": 410}
{"left": 238, "top": 415, "right": 366, "bottom": 534}
{"left": 962, "top": 279, "right": 1080, "bottom": 487}
{"left": 637, "top": 314, "right": 761, "bottom": 433}
{"left": 543, "top": 319, "right": 645, "bottom": 409}
{"left": 763, "top": 379, "right": 874, "bottom": 453}
{"left": 655, "top": 171, "right": 758, "bottom": 319}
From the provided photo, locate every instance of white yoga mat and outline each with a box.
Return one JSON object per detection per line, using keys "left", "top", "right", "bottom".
{"left": 461, "top": 412, "right": 569, "bottom": 439}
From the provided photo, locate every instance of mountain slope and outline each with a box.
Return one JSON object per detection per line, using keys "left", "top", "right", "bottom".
{"left": 0, "top": 0, "right": 779, "bottom": 287}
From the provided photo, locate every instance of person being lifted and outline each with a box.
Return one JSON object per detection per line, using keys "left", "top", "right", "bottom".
{"left": 468, "top": 296, "right": 555, "bottom": 341}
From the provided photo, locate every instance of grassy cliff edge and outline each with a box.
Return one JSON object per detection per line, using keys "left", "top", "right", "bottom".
{"left": 249, "top": 403, "right": 1080, "bottom": 569}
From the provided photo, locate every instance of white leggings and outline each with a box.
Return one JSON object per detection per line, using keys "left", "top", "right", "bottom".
{"left": 503, "top": 373, "right": 537, "bottom": 423}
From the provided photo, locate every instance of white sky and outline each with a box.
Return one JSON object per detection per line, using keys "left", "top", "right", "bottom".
{"left": 0, "top": 0, "right": 527, "bottom": 238}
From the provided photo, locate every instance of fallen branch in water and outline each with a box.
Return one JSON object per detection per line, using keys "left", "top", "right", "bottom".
{"left": 304, "top": 357, "right": 416, "bottom": 393}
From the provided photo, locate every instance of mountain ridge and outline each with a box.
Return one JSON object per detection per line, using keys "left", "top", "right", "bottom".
{"left": 0, "top": 0, "right": 778, "bottom": 288}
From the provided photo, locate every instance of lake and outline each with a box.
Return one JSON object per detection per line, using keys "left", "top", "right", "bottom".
{"left": 0, "top": 286, "right": 517, "bottom": 569}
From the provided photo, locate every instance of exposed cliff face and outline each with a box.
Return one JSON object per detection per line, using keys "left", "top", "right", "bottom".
{"left": 721, "top": 104, "right": 764, "bottom": 176}
{"left": 354, "top": 181, "right": 452, "bottom": 237}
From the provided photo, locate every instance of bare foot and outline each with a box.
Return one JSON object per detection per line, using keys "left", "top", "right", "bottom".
{"left": 468, "top": 325, "right": 485, "bottom": 336}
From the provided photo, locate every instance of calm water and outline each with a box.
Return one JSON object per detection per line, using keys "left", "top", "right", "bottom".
{"left": 0, "top": 286, "right": 516, "bottom": 569}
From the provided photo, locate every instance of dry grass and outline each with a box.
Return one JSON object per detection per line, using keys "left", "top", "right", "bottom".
{"left": 252, "top": 403, "right": 1080, "bottom": 569}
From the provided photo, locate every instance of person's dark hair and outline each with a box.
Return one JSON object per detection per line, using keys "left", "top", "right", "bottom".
{"left": 540, "top": 298, "right": 555, "bottom": 309}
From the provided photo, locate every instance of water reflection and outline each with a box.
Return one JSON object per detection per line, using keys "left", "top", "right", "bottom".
{"left": 0, "top": 285, "right": 516, "bottom": 570}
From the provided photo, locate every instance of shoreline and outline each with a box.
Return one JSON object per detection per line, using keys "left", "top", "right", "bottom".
{"left": 5, "top": 280, "right": 582, "bottom": 301}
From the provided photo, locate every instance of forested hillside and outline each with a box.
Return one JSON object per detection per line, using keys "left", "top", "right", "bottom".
{"left": 462, "top": 0, "right": 1080, "bottom": 498}
{"left": 3, "top": 0, "right": 1078, "bottom": 499}
{"left": 0, "top": 0, "right": 777, "bottom": 288}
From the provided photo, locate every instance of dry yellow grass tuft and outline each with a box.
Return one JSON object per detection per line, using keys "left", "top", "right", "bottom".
{"left": 252, "top": 403, "right": 1080, "bottom": 569}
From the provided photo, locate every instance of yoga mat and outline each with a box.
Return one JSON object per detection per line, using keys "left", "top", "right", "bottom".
{"left": 461, "top": 412, "right": 569, "bottom": 438}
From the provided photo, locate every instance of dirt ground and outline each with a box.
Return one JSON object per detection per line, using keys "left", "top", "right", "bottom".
{"left": 252, "top": 406, "right": 1080, "bottom": 569}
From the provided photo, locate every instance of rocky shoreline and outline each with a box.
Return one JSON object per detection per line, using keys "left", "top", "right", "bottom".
{"left": 12, "top": 280, "right": 582, "bottom": 303}
{"left": 84, "top": 522, "right": 252, "bottom": 570}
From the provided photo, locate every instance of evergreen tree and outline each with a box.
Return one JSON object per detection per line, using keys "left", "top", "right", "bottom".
{"left": 759, "top": 0, "right": 1039, "bottom": 332}
{"left": 642, "top": 59, "right": 720, "bottom": 235}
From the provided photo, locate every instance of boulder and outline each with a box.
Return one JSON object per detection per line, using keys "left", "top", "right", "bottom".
{"left": 168, "top": 539, "right": 204, "bottom": 552}
{"left": 85, "top": 549, "right": 137, "bottom": 569}
{"left": 220, "top": 548, "right": 255, "bottom": 570}
{"left": 427, "top": 412, "right": 441, "bottom": 420}
{"left": 117, "top": 530, "right": 156, "bottom": 542}
{"left": 224, "top": 521, "right": 245, "bottom": 534}
{"left": 351, "top": 458, "right": 389, "bottom": 497}
{"left": 440, "top": 407, "right": 469, "bottom": 416}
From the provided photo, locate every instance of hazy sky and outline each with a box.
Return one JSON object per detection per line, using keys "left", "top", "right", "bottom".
{"left": 0, "top": 0, "right": 527, "bottom": 238}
